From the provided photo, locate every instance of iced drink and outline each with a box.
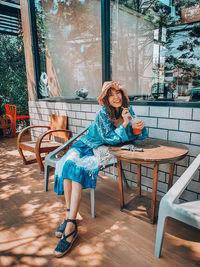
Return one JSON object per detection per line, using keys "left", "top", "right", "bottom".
{"left": 130, "top": 116, "right": 142, "bottom": 135}
{"left": 133, "top": 128, "right": 142, "bottom": 135}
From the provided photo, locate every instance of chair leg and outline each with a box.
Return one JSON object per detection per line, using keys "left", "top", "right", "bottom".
{"left": 44, "top": 164, "right": 50, "bottom": 192}
{"left": 35, "top": 150, "right": 44, "bottom": 172}
{"left": 17, "top": 147, "right": 28, "bottom": 164}
{"left": 90, "top": 188, "right": 95, "bottom": 218}
{"left": 154, "top": 214, "right": 167, "bottom": 258}
{"left": 12, "top": 123, "right": 16, "bottom": 137}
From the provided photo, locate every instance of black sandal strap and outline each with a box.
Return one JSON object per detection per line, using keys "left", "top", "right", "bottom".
{"left": 63, "top": 219, "right": 77, "bottom": 240}
{"left": 67, "top": 219, "right": 77, "bottom": 230}
{"left": 64, "top": 229, "right": 76, "bottom": 239}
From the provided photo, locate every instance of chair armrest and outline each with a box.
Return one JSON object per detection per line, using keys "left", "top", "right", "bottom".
{"left": 35, "top": 129, "right": 72, "bottom": 152}
{"left": 17, "top": 125, "right": 50, "bottom": 146}
{"left": 0, "top": 114, "right": 14, "bottom": 126}
{"left": 4, "top": 114, "right": 14, "bottom": 123}
{"left": 45, "top": 126, "right": 89, "bottom": 163}
{"left": 163, "top": 154, "right": 200, "bottom": 204}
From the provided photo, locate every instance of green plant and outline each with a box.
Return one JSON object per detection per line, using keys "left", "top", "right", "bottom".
{"left": 0, "top": 34, "right": 28, "bottom": 118}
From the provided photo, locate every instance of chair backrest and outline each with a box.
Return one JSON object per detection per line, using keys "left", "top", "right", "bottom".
{"left": 50, "top": 114, "right": 69, "bottom": 141}
{"left": 5, "top": 104, "right": 17, "bottom": 120}
{"left": 164, "top": 153, "right": 200, "bottom": 205}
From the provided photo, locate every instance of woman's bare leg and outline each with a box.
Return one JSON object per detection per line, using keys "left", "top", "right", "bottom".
{"left": 65, "top": 181, "right": 82, "bottom": 241}
{"left": 63, "top": 179, "right": 72, "bottom": 219}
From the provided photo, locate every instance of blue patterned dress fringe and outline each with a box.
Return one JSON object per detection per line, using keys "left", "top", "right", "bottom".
{"left": 54, "top": 140, "right": 99, "bottom": 195}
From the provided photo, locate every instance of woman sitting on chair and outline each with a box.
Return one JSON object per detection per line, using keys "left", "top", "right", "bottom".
{"left": 54, "top": 81, "right": 148, "bottom": 257}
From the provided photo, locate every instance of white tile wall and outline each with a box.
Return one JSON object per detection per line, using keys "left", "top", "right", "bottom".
{"left": 157, "top": 181, "right": 168, "bottom": 193}
{"left": 180, "top": 120, "right": 200, "bottom": 132}
{"left": 170, "top": 107, "right": 192, "bottom": 119}
{"left": 191, "top": 133, "right": 200, "bottom": 146}
{"left": 86, "top": 112, "right": 96, "bottom": 121}
{"left": 81, "top": 104, "right": 92, "bottom": 112}
{"left": 92, "top": 105, "right": 101, "bottom": 113}
{"left": 71, "top": 103, "right": 81, "bottom": 111}
{"left": 181, "top": 190, "right": 197, "bottom": 202}
{"left": 187, "top": 180, "right": 200, "bottom": 193}
{"left": 158, "top": 118, "right": 179, "bottom": 130}
{"left": 65, "top": 103, "right": 72, "bottom": 110}
{"left": 76, "top": 112, "right": 86, "bottom": 120}
{"left": 193, "top": 108, "right": 200, "bottom": 120}
{"left": 149, "top": 128, "right": 168, "bottom": 139}
{"left": 142, "top": 117, "right": 157, "bottom": 127}
{"left": 168, "top": 131, "right": 190, "bottom": 143}
{"left": 150, "top": 106, "right": 169, "bottom": 117}
{"left": 132, "top": 105, "right": 149, "bottom": 116}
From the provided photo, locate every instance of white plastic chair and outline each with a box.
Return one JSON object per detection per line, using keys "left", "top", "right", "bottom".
{"left": 154, "top": 153, "right": 200, "bottom": 258}
{"left": 44, "top": 126, "right": 117, "bottom": 218}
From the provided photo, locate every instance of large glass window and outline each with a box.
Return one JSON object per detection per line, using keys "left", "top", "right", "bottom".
{"left": 111, "top": 0, "right": 200, "bottom": 102}
{"left": 35, "top": 0, "right": 102, "bottom": 98}
{"left": 34, "top": 0, "right": 200, "bottom": 102}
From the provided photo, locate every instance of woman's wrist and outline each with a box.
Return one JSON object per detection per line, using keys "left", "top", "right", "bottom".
{"left": 123, "top": 122, "right": 128, "bottom": 128}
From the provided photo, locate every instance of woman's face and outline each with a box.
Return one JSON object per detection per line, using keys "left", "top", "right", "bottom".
{"left": 108, "top": 88, "right": 122, "bottom": 110}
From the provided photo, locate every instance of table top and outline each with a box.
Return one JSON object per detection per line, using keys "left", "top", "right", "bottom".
{"left": 109, "top": 138, "right": 189, "bottom": 164}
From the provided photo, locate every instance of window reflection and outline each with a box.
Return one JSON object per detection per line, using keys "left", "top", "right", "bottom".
{"left": 35, "top": 0, "right": 200, "bottom": 102}
{"left": 111, "top": 0, "right": 200, "bottom": 102}
{"left": 35, "top": 0, "right": 102, "bottom": 98}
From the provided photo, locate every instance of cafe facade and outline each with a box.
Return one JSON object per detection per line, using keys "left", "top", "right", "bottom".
{"left": 20, "top": 0, "right": 200, "bottom": 202}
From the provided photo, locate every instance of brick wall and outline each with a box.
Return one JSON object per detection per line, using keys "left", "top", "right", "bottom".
{"left": 29, "top": 100, "right": 200, "bottom": 202}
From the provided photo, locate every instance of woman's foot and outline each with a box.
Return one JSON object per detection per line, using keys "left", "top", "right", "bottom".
{"left": 55, "top": 209, "right": 70, "bottom": 238}
{"left": 55, "top": 220, "right": 68, "bottom": 238}
{"left": 54, "top": 219, "right": 78, "bottom": 257}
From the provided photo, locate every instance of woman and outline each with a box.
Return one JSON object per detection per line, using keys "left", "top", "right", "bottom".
{"left": 54, "top": 81, "right": 148, "bottom": 257}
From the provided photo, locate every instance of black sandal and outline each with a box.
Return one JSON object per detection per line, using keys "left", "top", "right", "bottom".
{"left": 55, "top": 209, "right": 70, "bottom": 238}
{"left": 54, "top": 219, "right": 78, "bottom": 257}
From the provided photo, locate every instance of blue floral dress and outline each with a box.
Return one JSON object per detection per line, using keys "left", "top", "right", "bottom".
{"left": 54, "top": 106, "right": 148, "bottom": 195}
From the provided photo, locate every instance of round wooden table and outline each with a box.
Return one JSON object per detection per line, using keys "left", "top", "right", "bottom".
{"left": 109, "top": 138, "right": 188, "bottom": 224}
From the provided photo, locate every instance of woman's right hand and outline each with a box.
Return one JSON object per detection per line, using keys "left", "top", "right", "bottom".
{"left": 122, "top": 107, "right": 131, "bottom": 128}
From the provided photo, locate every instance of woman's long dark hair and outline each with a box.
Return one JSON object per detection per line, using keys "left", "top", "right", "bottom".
{"left": 102, "top": 88, "right": 129, "bottom": 120}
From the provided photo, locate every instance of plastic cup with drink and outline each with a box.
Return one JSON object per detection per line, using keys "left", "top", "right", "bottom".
{"left": 129, "top": 115, "right": 142, "bottom": 135}
{"left": 122, "top": 107, "right": 142, "bottom": 135}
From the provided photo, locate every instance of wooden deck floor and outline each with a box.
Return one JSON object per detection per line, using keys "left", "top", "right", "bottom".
{"left": 0, "top": 136, "right": 200, "bottom": 267}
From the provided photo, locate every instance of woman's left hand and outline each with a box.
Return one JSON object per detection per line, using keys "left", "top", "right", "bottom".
{"left": 132, "top": 120, "right": 145, "bottom": 130}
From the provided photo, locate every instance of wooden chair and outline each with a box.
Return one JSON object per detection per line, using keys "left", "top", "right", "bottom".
{"left": 17, "top": 114, "right": 71, "bottom": 172}
{"left": 0, "top": 114, "right": 14, "bottom": 137}
{"left": 4, "top": 104, "right": 30, "bottom": 137}
{"left": 154, "top": 153, "right": 200, "bottom": 258}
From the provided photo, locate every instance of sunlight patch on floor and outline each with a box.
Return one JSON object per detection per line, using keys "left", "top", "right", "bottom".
{"left": 76, "top": 243, "right": 104, "bottom": 266}
{"left": 166, "top": 233, "right": 200, "bottom": 260}
{"left": 0, "top": 184, "right": 32, "bottom": 200}
{"left": 6, "top": 150, "right": 22, "bottom": 156}
{"left": 20, "top": 203, "right": 41, "bottom": 216}
{"left": 20, "top": 256, "right": 48, "bottom": 266}
{"left": 0, "top": 255, "right": 16, "bottom": 267}
{"left": 0, "top": 234, "right": 36, "bottom": 252}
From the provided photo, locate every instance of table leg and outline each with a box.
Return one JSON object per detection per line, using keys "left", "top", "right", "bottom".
{"left": 137, "top": 164, "right": 141, "bottom": 196}
{"left": 117, "top": 159, "right": 124, "bottom": 209}
{"left": 168, "top": 163, "right": 175, "bottom": 190}
{"left": 151, "top": 164, "right": 159, "bottom": 224}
